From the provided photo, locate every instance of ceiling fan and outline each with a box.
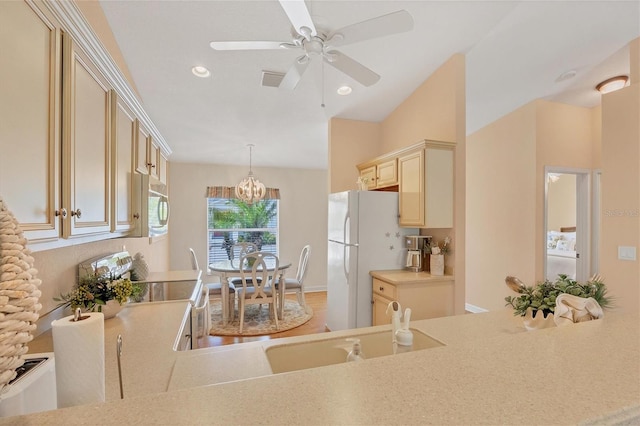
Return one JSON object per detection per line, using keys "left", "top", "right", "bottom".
{"left": 210, "top": 0, "right": 413, "bottom": 90}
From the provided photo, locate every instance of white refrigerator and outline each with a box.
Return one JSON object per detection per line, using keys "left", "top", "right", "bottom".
{"left": 326, "top": 191, "right": 417, "bottom": 331}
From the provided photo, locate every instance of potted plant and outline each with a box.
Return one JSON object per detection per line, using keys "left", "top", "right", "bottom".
{"left": 504, "top": 274, "right": 612, "bottom": 329}
{"left": 55, "top": 274, "right": 139, "bottom": 318}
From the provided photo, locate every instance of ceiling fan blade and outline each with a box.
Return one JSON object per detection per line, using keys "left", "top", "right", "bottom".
{"left": 279, "top": 0, "right": 317, "bottom": 38}
{"left": 279, "top": 58, "right": 309, "bottom": 90}
{"left": 324, "top": 50, "right": 380, "bottom": 87}
{"left": 210, "top": 41, "right": 288, "bottom": 51}
{"left": 327, "top": 10, "right": 413, "bottom": 47}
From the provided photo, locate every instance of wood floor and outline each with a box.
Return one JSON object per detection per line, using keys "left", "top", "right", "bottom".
{"left": 197, "top": 291, "right": 328, "bottom": 348}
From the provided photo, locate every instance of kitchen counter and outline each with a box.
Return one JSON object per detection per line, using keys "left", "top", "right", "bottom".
{"left": 26, "top": 269, "right": 201, "bottom": 401}
{"left": 11, "top": 307, "right": 640, "bottom": 424}
{"left": 370, "top": 269, "right": 454, "bottom": 284}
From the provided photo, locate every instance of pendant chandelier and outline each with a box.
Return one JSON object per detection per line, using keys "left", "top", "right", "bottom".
{"left": 235, "top": 144, "right": 266, "bottom": 204}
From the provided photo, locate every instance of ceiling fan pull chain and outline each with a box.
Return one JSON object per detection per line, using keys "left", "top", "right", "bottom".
{"left": 321, "top": 59, "right": 325, "bottom": 108}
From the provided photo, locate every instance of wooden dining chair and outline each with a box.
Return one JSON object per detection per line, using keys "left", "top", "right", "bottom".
{"left": 229, "top": 242, "right": 259, "bottom": 286}
{"left": 189, "top": 248, "right": 235, "bottom": 318}
{"left": 236, "top": 251, "right": 279, "bottom": 333}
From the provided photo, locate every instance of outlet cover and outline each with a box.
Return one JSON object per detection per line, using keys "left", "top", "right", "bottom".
{"left": 618, "top": 246, "right": 637, "bottom": 261}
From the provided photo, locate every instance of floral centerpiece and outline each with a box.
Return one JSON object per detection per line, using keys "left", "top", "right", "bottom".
{"left": 430, "top": 236, "right": 451, "bottom": 256}
{"left": 55, "top": 274, "right": 134, "bottom": 312}
{"left": 504, "top": 274, "right": 611, "bottom": 318}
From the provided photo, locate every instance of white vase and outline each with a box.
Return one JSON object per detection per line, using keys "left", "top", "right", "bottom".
{"left": 100, "top": 300, "right": 123, "bottom": 319}
{"left": 522, "top": 308, "right": 555, "bottom": 331}
{"left": 430, "top": 254, "right": 444, "bottom": 276}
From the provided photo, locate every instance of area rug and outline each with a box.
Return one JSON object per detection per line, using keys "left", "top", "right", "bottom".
{"left": 209, "top": 300, "right": 313, "bottom": 336}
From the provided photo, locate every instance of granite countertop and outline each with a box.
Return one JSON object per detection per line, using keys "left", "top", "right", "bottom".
{"left": 370, "top": 269, "right": 454, "bottom": 284}
{"left": 27, "top": 300, "right": 190, "bottom": 401}
{"left": 11, "top": 306, "right": 640, "bottom": 424}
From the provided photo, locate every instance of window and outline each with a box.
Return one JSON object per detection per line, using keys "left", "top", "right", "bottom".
{"left": 207, "top": 198, "right": 279, "bottom": 266}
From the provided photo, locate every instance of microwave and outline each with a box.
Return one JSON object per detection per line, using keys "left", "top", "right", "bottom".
{"left": 134, "top": 174, "right": 169, "bottom": 238}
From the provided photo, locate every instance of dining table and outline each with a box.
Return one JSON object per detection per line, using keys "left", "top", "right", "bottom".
{"left": 209, "top": 259, "right": 292, "bottom": 325}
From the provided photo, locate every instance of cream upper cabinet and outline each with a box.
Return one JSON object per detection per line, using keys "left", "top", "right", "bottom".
{"left": 135, "top": 121, "right": 150, "bottom": 174}
{"left": 148, "top": 140, "right": 160, "bottom": 180}
{"left": 358, "top": 165, "right": 376, "bottom": 190}
{"left": 135, "top": 122, "right": 165, "bottom": 180}
{"left": 159, "top": 153, "right": 169, "bottom": 185}
{"left": 398, "top": 141, "right": 454, "bottom": 228}
{"left": 357, "top": 156, "right": 398, "bottom": 190}
{"left": 0, "top": 0, "right": 61, "bottom": 241}
{"left": 62, "top": 34, "right": 112, "bottom": 237}
{"left": 111, "top": 91, "right": 137, "bottom": 233}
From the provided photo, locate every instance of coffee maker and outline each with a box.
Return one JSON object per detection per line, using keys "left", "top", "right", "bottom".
{"left": 404, "top": 235, "right": 432, "bottom": 272}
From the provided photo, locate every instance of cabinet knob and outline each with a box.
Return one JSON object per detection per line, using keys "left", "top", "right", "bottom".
{"left": 55, "top": 208, "right": 68, "bottom": 218}
{"left": 147, "top": 163, "right": 156, "bottom": 168}
{"left": 379, "top": 286, "right": 384, "bottom": 291}
{"left": 133, "top": 213, "right": 140, "bottom": 219}
{"left": 70, "top": 208, "right": 82, "bottom": 218}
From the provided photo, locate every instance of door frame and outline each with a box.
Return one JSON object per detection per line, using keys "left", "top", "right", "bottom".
{"left": 543, "top": 166, "right": 591, "bottom": 282}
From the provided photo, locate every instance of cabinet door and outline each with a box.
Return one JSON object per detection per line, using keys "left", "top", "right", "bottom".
{"left": 159, "top": 153, "right": 169, "bottom": 185}
{"left": 376, "top": 158, "right": 397, "bottom": 188}
{"left": 424, "top": 146, "right": 454, "bottom": 228}
{"left": 111, "top": 91, "right": 136, "bottom": 233}
{"left": 135, "top": 121, "right": 150, "bottom": 174}
{"left": 359, "top": 166, "right": 376, "bottom": 189}
{"left": 398, "top": 149, "right": 425, "bottom": 227}
{"left": 372, "top": 293, "right": 393, "bottom": 326}
{"left": 149, "top": 140, "right": 160, "bottom": 179}
{"left": 62, "top": 35, "right": 111, "bottom": 237}
{"left": 0, "top": 1, "right": 61, "bottom": 241}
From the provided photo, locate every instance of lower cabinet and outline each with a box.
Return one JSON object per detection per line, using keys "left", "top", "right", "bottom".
{"left": 371, "top": 275, "right": 454, "bottom": 326}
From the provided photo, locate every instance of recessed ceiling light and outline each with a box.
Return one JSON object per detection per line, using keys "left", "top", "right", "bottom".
{"left": 337, "top": 85, "right": 352, "bottom": 95}
{"left": 555, "top": 69, "right": 577, "bottom": 83}
{"left": 596, "top": 75, "right": 629, "bottom": 94}
{"left": 191, "top": 66, "right": 211, "bottom": 78}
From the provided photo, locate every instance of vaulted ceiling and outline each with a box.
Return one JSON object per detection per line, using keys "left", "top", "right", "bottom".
{"left": 98, "top": 0, "right": 640, "bottom": 169}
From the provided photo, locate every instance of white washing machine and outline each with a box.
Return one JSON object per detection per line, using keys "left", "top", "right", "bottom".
{"left": 0, "top": 353, "right": 57, "bottom": 417}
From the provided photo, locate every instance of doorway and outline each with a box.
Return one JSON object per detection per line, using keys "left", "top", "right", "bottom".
{"left": 543, "top": 167, "right": 591, "bottom": 282}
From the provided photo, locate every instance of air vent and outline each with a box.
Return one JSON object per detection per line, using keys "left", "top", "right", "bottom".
{"left": 261, "top": 71, "right": 284, "bottom": 88}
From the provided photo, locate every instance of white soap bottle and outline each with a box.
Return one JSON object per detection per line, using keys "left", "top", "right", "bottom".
{"left": 346, "top": 338, "right": 365, "bottom": 362}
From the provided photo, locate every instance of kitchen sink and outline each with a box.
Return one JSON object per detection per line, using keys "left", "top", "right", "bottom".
{"left": 265, "top": 328, "right": 444, "bottom": 374}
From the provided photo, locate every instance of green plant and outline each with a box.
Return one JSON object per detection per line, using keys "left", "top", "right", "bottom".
{"left": 212, "top": 199, "right": 277, "bottom": 254}
{"left": 504, "top": 274, "right": 611, "bottom": 317}
{"left": 55, "top": 274, "right": 134, "bottom": 312}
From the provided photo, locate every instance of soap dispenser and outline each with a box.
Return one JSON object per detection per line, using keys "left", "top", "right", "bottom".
{"left": 346, "top": 338, "right": 365, "bottom": 362}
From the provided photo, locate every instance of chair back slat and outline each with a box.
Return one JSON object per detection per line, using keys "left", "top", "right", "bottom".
{"left": 296, "top": 245, "right": 311, "bottom": 283}
{"left": 239, "top": 252, "right": 279, "bottom": 301}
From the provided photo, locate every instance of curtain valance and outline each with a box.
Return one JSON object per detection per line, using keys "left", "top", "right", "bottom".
{"left": 205, "top": 186, "right": 280, "bottom": 200}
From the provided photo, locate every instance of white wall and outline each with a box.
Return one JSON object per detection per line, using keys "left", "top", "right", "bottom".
{"left": 168, "top": 162, "right": 328, "bottom": 292}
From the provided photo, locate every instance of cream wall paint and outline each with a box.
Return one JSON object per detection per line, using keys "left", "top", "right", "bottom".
{"left": 600, "top": 83, "right": 640, "bottom": 313}
{"left": 168, "top": 162, "right": 328, "bottom": 292}
{"left": 547, "top": 174, "right": 577, "bottom": 232}
{"left": 380, "top": 55, "right": 464, "bottom": 151}
{"left": 328, "top": 118, "right": 381, "bottom": 193}
{"left": 466, "top": 102, "right": 537, "bottom": 311}
{"left": 535, "top": 100, "right": 594, "bottom": 278}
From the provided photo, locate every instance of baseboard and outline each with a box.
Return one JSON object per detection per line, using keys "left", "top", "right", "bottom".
{"left": 303, "top": 286, "right": 327, "bottom": 293}
{"left": 465, "top": 303, "right": 488, "bottom": 313}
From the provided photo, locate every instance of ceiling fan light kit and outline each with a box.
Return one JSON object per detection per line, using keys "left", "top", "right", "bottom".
{"left": 209, "top": 0, "right": 413, "bottom": 90}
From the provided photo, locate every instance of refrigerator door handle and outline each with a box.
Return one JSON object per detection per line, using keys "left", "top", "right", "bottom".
{"left": 328, "top": 239, "right": 359, "bottom": 247}
{"left": 343, "top": 244, "right": 349, "bottom": 281}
